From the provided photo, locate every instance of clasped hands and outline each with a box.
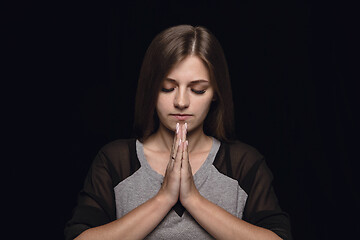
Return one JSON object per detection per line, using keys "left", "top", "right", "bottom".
{"left": 158, "top": 122, "right": 200, "bottom": 208}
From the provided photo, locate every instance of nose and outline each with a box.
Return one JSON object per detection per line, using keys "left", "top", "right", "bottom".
{"left": 174, "top": 87, "right": 189, "bottom": 109}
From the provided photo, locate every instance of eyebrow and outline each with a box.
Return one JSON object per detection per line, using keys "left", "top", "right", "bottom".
{"left": 164, "top": 78, "right": 209, "bottom": 84}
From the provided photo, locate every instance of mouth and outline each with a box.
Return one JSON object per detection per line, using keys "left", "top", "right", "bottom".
{"left": 170, "top": 114, "right": 193, "bottom": 121}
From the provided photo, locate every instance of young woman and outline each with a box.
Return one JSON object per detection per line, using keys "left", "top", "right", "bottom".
{"left": 65, "top": 25, "right": 292, "bottom": 240}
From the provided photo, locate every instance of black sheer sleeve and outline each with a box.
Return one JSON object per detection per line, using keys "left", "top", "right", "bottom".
{"left": 64, "top": 139, "right": 140, "bottom": 240}
{"left": 214, "top": 141, "right": 292, "bottom": 239}
{"left": 241, "top": 158, "right": 291, "bottom": 239}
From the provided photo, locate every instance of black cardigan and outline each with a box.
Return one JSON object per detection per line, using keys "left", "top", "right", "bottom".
{"left": 65, "top": 138, "right": 292, "bottom": 239}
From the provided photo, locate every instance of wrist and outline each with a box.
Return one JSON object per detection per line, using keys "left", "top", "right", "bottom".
{"left": 154, "top": 191, "right": 177, "bottom": 209}
{"left": 181, "top": 191, "right": 203, "bottom": 210}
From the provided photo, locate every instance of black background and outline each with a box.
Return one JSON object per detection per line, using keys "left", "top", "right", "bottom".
{"left": 7, "top": 1, "right": 359, "bottom": 239}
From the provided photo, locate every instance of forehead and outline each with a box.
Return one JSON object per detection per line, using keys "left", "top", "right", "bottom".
{"left": 166, "top": 55, "right": 210, "bottom": 82}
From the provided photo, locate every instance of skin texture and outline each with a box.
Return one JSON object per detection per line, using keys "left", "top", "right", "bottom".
{"left": 76, "top": 56, "right": 282, "bottom": 240}
{"left": 155, "top": 55, "right": 214, "bottom": 141}
{"left": 143, "top": 55, "right": 214, "bottom": 177}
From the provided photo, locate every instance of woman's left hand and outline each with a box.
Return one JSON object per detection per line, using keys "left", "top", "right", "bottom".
{"left": 179, "top": 123, "right": 201, "bottom": 207}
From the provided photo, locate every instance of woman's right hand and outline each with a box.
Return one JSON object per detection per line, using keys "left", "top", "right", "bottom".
{"left": 157, "top": 122, "right": 185, "bottom": 207}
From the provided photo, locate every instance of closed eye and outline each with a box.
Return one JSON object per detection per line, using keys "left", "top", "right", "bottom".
{"left": 161, "top": 87, "right": 175, "bottom": 93}
{"left": 191, "top": 89, "right": 206, "bottom": 94}
{"left": 161, "top": 87, "right": 206, "bottom": 94}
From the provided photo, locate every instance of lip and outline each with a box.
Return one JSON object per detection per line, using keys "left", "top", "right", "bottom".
{"left": 170, "top": 114, "right": 192, "bottom": 121}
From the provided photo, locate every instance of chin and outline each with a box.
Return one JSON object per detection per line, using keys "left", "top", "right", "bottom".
{"left": 158, "top": 121, "right": 177, "bottom": 133}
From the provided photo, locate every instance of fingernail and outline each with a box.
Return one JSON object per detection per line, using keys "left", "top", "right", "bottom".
{"left": 186, "top": 140, "right": 188, "bottom": 146}
{"left": 179, "top": 139, "right": 182, "bottom": 146}
{"left": 176, "top": 123, "right": 179, "bottom": 134}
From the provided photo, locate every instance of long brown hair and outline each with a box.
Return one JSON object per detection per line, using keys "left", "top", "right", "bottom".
{"left": 133, "top": 25, "right": 235, "bottom": 142}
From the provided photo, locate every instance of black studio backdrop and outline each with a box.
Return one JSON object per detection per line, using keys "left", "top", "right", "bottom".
{"left": 9, "top": 1, "right": 358, "bottom": 239}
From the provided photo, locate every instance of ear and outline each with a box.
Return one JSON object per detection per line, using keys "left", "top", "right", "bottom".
{"left": 212, "top": 94, "right": 217, "bottom": 102}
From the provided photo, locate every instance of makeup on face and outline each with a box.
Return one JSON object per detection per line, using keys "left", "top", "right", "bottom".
{"left": 156, "top": 56, "right": 214, "bottom": 135}
{"left": 171, "top": 114, "right": 192, "bottom": 121}
{"left": 161, "top": 78, "right": 210, "bottom": 95}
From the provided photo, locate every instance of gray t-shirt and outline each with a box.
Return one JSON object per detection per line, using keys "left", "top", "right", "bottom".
{"left": 113, "top": 138, "right": 247, "bottom": 239}
{"left": 65, "top": 138, "right": 292, "bottom": 240}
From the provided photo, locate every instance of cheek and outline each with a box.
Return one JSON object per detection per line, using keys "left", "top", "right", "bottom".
{"left": 156, "top": 95, "right": 171, "bottom": 115}
{"left": 195, "top": 96, "right": 213, "bottom": 115}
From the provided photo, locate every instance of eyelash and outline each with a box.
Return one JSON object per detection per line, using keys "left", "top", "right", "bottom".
{"left": 192, "top": 89, "right": 206, "bottom": 94}
{"left": 161, "top": 88, "right": 206, "bottom": 95}
{"left": 161, "top": 88, "right": 174, "bottom": 93}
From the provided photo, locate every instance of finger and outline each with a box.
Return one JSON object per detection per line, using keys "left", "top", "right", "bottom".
{"left": 175, "top": 123, "right": 181, "bottom": 155}
{"left": 169, "top": 123, "right": 180, "bottom": 169}
{"left": 180, "top": 123, "right": 187, "bottom": 167}
{"left": 181, "top": 140, "right": 190, "bottom": 171}
{"left": 182, "top": 122, "right": 187, "bottom": 142}
{"left": 173, "top": 138, "right": 183, "bottom": 171}
{"left": 170, "top": 123, "right": 180, "bottom": 156}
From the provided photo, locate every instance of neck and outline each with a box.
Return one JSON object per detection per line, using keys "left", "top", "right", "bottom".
{"left": 147, "top": 123, "right": 211, "bottom": 153}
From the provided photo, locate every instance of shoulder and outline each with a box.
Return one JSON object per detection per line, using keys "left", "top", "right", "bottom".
{"left": 216, "top": 140, "right": 265, "bottom": 189}
{"left": 99, "top": 138, "right": 135, "bottom": 153}
{"left": 99, "top": 139, "right": 136, "bottom": 158}
{"left": 90, "top": 138, "right": 140, "bottom": 185}
{"left": 214, "top": 140, "right": 264, "bottom": 178}
{"left": 226, "top": 140, "right": 264, "bottom": 164}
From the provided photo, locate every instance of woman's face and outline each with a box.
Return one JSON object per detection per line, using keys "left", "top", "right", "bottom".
{"left": 156, "top": 55, "right": 214, "bottom": 133}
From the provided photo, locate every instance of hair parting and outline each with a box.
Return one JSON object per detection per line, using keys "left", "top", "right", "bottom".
{"left": 133, "top": 25, "right": 235, "bottom": 142}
